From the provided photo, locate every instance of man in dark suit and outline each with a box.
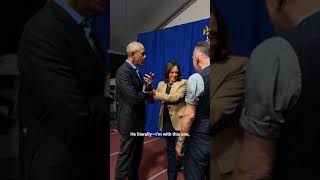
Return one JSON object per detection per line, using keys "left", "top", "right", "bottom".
{"left": 17, "top": 0, "right": 107, "bottom": 180}
{"left": 115, "top": 41, "right": 150, "bottom": 180}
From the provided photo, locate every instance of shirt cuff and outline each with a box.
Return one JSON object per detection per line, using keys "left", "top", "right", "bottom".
{"left": 240, "top": 109, "right": 282, "bottom": 139}
{"left": 185, "top": 94, "right": 198, "bottom": 105}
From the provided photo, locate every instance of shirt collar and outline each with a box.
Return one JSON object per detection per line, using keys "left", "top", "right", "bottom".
{"left": 296, "top": 9, "right": 320, "bottom": 26}
{"left": 126, "top": 59, "right": 138, "bottom": 70}
{"left": 54, "top": 0, "right": 85, "bottom": 25}
{"left": 202, "top": 64, "right": 210, "bottom": 70}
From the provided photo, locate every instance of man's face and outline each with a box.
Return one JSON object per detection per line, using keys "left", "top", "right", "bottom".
{"left": 133, "top": 46, "right": 146, "bottom": 67}
{"left": 265, "top": 0, "right": 290, "bottom": 32}
{"left": 81, "top": 0, "right": 106, "bottom": 17}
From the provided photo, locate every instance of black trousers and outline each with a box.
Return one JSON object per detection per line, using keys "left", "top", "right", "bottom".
{"left": 163, "top": 111, "right": 178, "bottom": 180}
{"left": 22, "top": 137, "right": 106, "bottom": 180}
{"left": 115, "top": 134, "right": 144, "bottom": 180}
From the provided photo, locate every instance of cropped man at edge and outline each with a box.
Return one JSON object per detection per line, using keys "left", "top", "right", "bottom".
{"left": 232, "top": 0, "right": 320, "bottom": 179}
{"left": 18, "top": 0, "right": 107, "bottom": 180}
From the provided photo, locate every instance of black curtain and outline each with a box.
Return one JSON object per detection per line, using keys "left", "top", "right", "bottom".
{"left": 0, "top": 0, "right": 47, "bottom": 56}
{"left": 109, "top": 53, "right": 126, "bottom": 78}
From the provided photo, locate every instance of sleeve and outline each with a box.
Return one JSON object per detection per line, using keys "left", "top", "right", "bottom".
{"left": 240, "top": 37, "right": 301, "bottom": 139}
{"left": 185, "top": 74, "right": 204, "bottom": 105}
{"left": 116, "top": 69, "right": 145, "bottom": 105}
{"left": 155, "top": 80, "right": 187, "bottom": 103}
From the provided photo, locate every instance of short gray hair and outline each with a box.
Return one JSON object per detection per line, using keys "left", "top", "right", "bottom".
{"left": 126, "top": 41, "right": 144, "bottom": 55}
{"left": 194, "top": 41, "right": 210, "bottom": 57}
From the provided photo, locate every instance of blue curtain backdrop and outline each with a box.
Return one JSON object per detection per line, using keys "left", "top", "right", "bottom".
{"left": 137, "top": 18, "right": 210, "bottom": 134}
{"left": 214, "top": 0, "right": 274, "bottom": 56}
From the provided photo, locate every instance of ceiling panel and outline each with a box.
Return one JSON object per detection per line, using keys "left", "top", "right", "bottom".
{"left": 110, "top": 0, "right": 193, "bottom": 54}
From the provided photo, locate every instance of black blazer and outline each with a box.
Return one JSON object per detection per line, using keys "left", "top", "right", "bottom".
{"left": 116, "top": 62, "right": 147, "bottom": 134}
{"left": 18, "top": 1, "right": 106, "bottom": 179}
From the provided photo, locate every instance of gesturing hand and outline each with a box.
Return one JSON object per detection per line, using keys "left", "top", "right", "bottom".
{"left": 175, "top": 138, "right": 184, "bottom": 157}
{"left": 143, "top": 72, "right": 154, "bottom": 85}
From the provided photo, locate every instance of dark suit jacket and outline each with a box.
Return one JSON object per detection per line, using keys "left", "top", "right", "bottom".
{"left": 210, "top": 56, "right": 247, "bottom": 180}
{"left": 0, "top": 54, "right": 18, "bottom": 132}
{"left": 18, "top": 1, "right": 106, "bottom": 180}
{"left": 116, "top": 62, "right": 147, "bottom": 135}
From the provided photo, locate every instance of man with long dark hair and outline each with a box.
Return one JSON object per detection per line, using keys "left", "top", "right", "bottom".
{"left": 210, "top": 7, "right": 247, "bottom": 180}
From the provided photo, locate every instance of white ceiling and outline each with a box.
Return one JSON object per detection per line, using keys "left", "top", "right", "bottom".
{"left": 110, "top": 0, "right": 195, "bottom": 55}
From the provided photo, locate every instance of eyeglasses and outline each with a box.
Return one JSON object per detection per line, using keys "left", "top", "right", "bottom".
{"left": 140, "top": 51, "right": 146, "bottom": 56}
{"left": 134, "top": 51, "right": 146, "bottom": 56}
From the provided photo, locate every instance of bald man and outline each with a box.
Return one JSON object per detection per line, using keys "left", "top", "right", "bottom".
{"left": 115, "top": 41, "right": 151, "bottom": 180}
{"left": 176, "top": 41, "right": 211, "bottom": 179}
{"left": 232, "top": 1, "right": 320, "bottom": 179}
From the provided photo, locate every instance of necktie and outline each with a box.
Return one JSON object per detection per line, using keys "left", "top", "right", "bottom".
{"left": 135, "top": 68, "right": 140, "bottom": 78}
{"left": 80, "top": 21, "right": 100, "bottom": 58}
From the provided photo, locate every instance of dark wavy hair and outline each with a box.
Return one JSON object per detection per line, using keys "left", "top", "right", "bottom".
{"left": 211, "top": 5, "right": 230, "bottom": 62}
{"left": 164, "top": 61, "right": 182, "bottom": 83}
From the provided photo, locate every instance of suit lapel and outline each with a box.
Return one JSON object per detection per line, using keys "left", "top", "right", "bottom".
{"left": 160, "top": 82, "right": 167, "bottom": 93}
{"left": 159, "top": 80, "right": 182, "bottom": 94}
{"left": 170, "top": 81, "right": 181, "bottom": 93}
{"left": 137, "top": 71, "right": 143, "bottom": 85}
{"left": 125, "top": 62, "right": 143, "bottom": 87}
{"left": 50, "top": 1, "right": 105, "bottom": 76}
{"left": 90, "top": 34, "right": 105, "bottom": 71}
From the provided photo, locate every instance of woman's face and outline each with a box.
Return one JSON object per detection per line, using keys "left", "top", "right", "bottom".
{"left": 169, "top": 66, "right": 179, "bottom": 83}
